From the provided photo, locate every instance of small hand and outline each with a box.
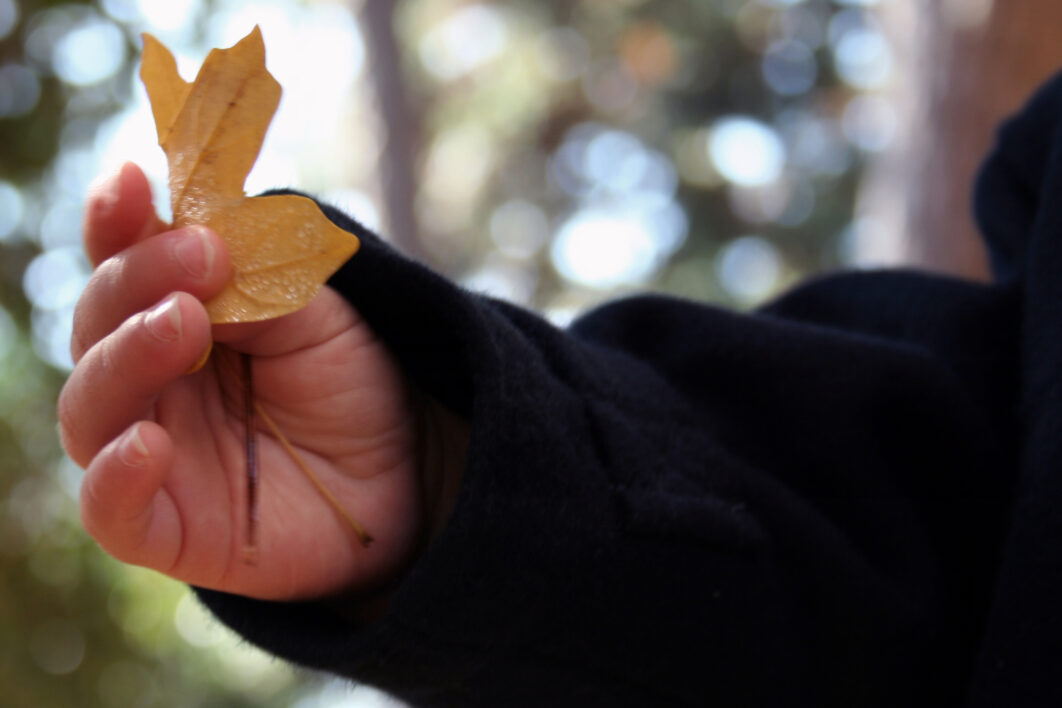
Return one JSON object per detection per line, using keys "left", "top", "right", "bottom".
{"left": 60, "top": 163, "right": 466, "bottom": 602}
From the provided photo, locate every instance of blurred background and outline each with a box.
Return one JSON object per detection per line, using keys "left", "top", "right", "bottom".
{"left": 3, "top": 0, "right": 1062, "bottom": 705}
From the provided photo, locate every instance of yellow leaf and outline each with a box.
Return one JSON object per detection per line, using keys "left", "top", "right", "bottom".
{"left": 140, "top": 27, "right": 360, "bottom": 323}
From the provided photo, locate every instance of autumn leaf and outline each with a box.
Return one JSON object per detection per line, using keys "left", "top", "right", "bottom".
{"left": 138, "top": 29, "right": 372, "bottom": 556}
{"left": 140, "top": 27, "right": 360, "bottom": 324}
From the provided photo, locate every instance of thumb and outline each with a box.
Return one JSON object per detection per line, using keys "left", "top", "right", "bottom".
{"left": 80, "top": 421, "right": 182, "bottom": 571}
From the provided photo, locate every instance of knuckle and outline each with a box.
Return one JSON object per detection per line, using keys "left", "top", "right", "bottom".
{"left": 97, "top": 330, "right": 118, "bottom": 382}
{"left": 56, "top": 385, "right": 90, "bottom": 468}
{"left": 69, "top": 308, "right": 91, "bottom": 363}
{"left": 79, "top": 465, "right": 138, "bottom": 563}
{"left": 58, "top": 327, "right": 124, "bottom": 468}
{"left": 70, "top": 260, "right": 124, "bottom": 360}
{"left": 78, "top": 472, "right": 106, "bottom": 539}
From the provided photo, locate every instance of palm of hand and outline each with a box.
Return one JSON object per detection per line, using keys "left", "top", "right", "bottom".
{"left": 151, "top": 288, "right": 423, "bottom": 600}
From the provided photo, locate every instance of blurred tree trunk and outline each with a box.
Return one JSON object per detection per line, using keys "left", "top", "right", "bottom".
{"left": 876, "top": 1, "right": 1062, "bottom": 280}
{"left": 359, "top": 0, "right": 424, "bottom": 260}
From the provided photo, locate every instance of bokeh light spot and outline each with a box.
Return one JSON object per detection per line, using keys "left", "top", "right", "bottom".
{"left": 552, "top": 212, "right": 659, "bottom": 289}
{"left": 419, "top": 4, "right": 507, "bottom": 80}
{"left": 717, "top": 236, "right": 782, "bottom": 304}
{"left": 136, "top": 0, "right": 198, "bottom": 33}
{"left": 31, "top": 307, "right": 76, "bottom": 371}
{"left": 0, "top": 181, "right": 25, "bottom": 241}
{"left": 52, "top": 17, "right": 126, "bottom": 86}
{"left": 584, "top": 130, "right": 648, "bottom": 193}
{"left": 708, "top": 117, "right": 786, "bottom": 187}
{"left": 0, "top": 0, "right": 17, "bottom": 40}
{"left": 831, "top": 21, "right": 891, "bottom": 89}
{"left": 23, "top": 248, "right": 89, "bottom": 311}
{"left": 100, "top": 0, "right": 140, "bottom": 23}
{"left": 39, "top": 202, "right": 84, "bottom": 250}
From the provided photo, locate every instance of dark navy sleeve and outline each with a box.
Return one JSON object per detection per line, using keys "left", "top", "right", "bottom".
{"left": 195, "top": 70, "right": 1062, "bottom": 707}
{"left": 964, "top": 70, "right": 1062, "bottom": 706}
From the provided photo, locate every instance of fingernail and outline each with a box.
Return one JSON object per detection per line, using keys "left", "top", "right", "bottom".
{"left": 118, "top": 423, "right": 150, "bottom": 468}
{"left": 174, "top": 226, "right": 215, "bottom": 279}
{"left": 145, "top": 296, "right": 182, "bottom": 342}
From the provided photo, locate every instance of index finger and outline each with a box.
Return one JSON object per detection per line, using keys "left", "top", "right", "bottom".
{"left": 83, "top": 162, "right": 169, "bottom": 267}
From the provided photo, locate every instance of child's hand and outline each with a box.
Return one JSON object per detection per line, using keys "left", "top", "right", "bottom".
{"left": 59, "top": 163, "right": 465, "bottom": 602}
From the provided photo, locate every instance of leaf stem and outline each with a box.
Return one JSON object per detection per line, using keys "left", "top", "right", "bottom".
{"left": 241, "top": 352, "right": 260, "bottom": 565}
{"left": 254, "top": 401, "right": 373, "bottom": 547}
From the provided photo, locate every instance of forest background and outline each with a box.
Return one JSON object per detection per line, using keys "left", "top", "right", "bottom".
{"left": 2, "top": 0, "right": 1060, "bottom": 705}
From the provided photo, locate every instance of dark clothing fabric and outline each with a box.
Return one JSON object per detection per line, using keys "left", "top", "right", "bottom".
{"left": 196, "top": 72, "right": 1062, "bottom": 706}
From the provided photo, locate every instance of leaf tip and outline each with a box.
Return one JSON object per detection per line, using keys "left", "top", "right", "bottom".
{"left": 235, "top": 24, "right": 267, "bottom": 58}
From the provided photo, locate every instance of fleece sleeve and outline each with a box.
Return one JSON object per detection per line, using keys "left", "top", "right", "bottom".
{"left": 964, "top": 66, "right": 1062, "bottom": 706}
{"left": 195, "top": 193, "right": 1020, "bottom": 706}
